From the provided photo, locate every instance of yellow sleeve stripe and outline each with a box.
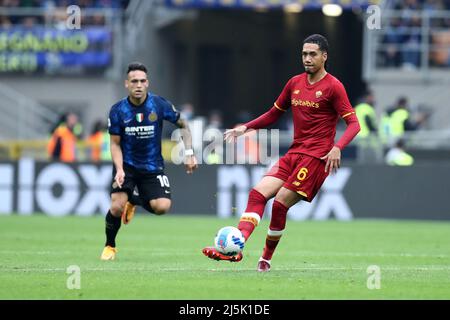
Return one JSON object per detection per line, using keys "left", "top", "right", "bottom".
{"left": 274, "top": 103, "right": 287, "bottom": 112}
{"left": 342, "top": 111, "right": 355, "bottom": 119}
{"left": 297, "top": 191, "right": 308, "bottom": 198}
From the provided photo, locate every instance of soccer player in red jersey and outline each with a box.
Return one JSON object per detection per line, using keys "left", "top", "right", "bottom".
{"left": 202, "top": 34, "right": 361, "bottom": 272}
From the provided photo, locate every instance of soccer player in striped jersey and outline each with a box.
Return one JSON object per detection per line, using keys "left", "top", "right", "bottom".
{"left": 203, "top": 34, "right": 360, "bottom": 271}
{"left": 101, "top": 62, "right": 198, "bottom": 260}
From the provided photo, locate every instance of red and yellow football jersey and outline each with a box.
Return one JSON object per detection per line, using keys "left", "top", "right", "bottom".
{"left": 274, "top": 73, "right": 356, "bottom": 158}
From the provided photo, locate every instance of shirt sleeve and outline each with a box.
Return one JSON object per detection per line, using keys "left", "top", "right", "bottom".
{"left": 158, "top": 96, "right": 180, "bottom": 124}
{"left": 274, "top": 78, "right": 292, "bottom": 112}
{"left": 244, "top": 106, "right": 285, "bottom": 130}
{"left": 332, "top": 80, "right": 360, "bottom": 150}
{"left": 331, "top": 79, "right": 355, "bottom": 119}
{"left": 108, "top": 106, "right": 121, "bottom": 136}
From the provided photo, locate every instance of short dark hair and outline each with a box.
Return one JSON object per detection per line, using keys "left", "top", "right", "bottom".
{"left": 127, "top": 62, "right": 147, "bottom": 74}
{"left": 398, "top": 96, "right": 408, "bottom": 107}
{"left": 303, "top": 34, "right": 329, "bottom": 53}
{"left": 396, "top": 138, "right": 406, "bottom": 149}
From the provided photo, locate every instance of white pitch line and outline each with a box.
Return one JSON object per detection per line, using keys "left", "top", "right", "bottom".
{"left": 1, "top": 265, "right": 450, "bottom": 273}
{"left": 0, "top": 250, "right": 194, "bottom": 256}
{"left": 286, "top": 251, "right": 449, "bottom": 259}
{"left": 0, "top": 249, "right": 448, "bottom": 259}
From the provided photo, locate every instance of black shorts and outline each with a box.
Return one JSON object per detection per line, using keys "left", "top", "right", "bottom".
{"left": 110, "top": 163, "right": 171, "bottom": 201}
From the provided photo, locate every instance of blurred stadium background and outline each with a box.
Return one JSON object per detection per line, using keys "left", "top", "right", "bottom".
{"left": 0, "top": 0, "right": 449, "bottom": 300}
{"left": 0, "top": 0, "right": 449, "bottom": 220}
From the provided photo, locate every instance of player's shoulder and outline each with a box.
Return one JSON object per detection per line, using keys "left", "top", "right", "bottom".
{"left": 287, "top": 73, "right": 306, "bottom": 84}
{"left": 109, "top": 97, "right": 128, "bottom": 112}
{"left": 326, "top": 73, "right": 345, "bottom": 88}
{"left": 149, "top": 93, "right": 171, "bottom": 107}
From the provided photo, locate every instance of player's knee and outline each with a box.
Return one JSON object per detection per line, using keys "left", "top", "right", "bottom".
{"left": 274, "top": 189, "right": 301, "bottom": 208}
{"left": 151, "top": 199, "right": 171, "bottom": 215}
{"left": 110, "top": 202, "right": 126, "bottom": 217}
{"left": 153, "top": 204, "right": 170, "bottom": 215}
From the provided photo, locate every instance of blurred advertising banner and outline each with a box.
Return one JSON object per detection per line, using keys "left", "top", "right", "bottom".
{"left": 0, "top": 26, "right": 112, "bottom": 74}
{"left": 0, "top": 159, "right": 449, "bottom": 220}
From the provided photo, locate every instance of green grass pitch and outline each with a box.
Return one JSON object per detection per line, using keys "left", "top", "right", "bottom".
{"left": 0, "top": 214, "right": 449, "bottom": 299}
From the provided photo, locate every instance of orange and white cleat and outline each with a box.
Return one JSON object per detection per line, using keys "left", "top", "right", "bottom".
{"left": 100, "top": 246, "right": 117, "bottom": 260}
{"left": 257, "top": 258, "right": 271, "bottom": 272}
{"left": 202, "top": 246, "right": 243, "bottom": 262}
{"left": 121, "top": 201, "right": 136, "bottom": 225}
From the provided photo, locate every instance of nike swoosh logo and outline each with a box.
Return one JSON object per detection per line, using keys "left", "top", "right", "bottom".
{"left": 164, "top": 190, "right": 171, "bottom": 194}
{"left": 124, "top": 119, "right": 132, "bottom": 124}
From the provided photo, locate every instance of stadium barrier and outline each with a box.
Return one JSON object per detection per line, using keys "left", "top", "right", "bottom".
{"left": 0, "top": 158, "right": 449, "bottom": 220}
{"left": 0, "top": 139, "right": 179, "bottom": 161}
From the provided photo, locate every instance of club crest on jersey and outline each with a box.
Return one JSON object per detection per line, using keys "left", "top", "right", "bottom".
{"left": 315, "top": 91, "right": 322, "bottom": 98}
{"left": 148, "top": 111, "right": 158, "bottom": 122}
{"left": 136, "top": 113, "right": 144, "bottom": 122}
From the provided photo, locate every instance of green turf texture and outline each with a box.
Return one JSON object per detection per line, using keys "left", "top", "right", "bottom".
{"left": 0, "top": 214, "right": 449, "bottom": 299}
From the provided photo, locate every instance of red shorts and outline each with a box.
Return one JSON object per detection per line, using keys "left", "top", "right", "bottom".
{"left": 265, "top": 153, "right": 328, "bottom": 202}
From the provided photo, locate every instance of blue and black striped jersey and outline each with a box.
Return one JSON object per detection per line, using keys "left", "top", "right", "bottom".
{"left": 108, "top": 93, "right": 180, "bottom": 172}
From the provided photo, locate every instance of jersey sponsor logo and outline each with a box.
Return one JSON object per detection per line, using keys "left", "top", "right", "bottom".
{"left": 148, "top": 111, "right": 158, "bottom": 122}
{"left": 125, "top": 125, "right": 155, "bottom": 139}
{"left": 291, "top": 98, "right": 320, "bottom": 109}
{"left": 315, "top": 91, "right": 322, "bottom": 98}
{"left": 136, "top": 113, "right": 144, "bottom": 122}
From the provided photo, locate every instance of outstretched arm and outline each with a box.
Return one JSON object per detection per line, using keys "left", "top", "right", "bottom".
{"left": 176, "top": 118, "right": 198, "bottom": 174}
{"left": 244, "top": 105, "right": 285, "bottom": 130}
{"left": 224, "top": 106, "right": 285, "bottom": 142}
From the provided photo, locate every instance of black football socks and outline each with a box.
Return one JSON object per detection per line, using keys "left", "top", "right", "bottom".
{"left": 105, "top": 210, "right": 121, "bottom": 247}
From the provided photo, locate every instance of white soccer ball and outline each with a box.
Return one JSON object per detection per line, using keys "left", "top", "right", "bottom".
{"left": 214, "top": 226, "right": 245, "bottom": 256}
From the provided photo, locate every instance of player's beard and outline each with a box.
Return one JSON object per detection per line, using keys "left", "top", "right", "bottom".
{"left": 131, "top": 90, "right": 146, "bottom": 104}
{"left": 133, "top": 90, "right": 145, "bottom": 99}
{"left": 304, "top": 65, "right": 315, "bottom": 74}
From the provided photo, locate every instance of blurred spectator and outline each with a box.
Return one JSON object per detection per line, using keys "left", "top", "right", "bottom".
{"left": 21, "top": 16, "right": 38, "bottom": 28}
{"left": 162, "top": 102, "right": 198, "bottom": 140}
{"left": 47, "top": 112, "right": 79, "bottom": 162}
{"left": 385, "top": 138, "right": 414, "bottom": 166}
{"left": 236, "top": 129, "right": 260, "bottom": 164}
{"left": 50, "top": 8, "right": 68, "bottom": 30}
{"left": 91, "top": 14, "right": 105, "bottom": 26}
{"left": 87, "top": 120, "right": 111, "bottom": 162}
{"left": 381, "top": 0, "right": 450, "bottom": 69}
{"left": 402, "top": 14, "right": 422, "bottom": 70}
{"left": 206, "top": 110, "right": 224, "bottom": 130}
{"left": 382, "top": 17, "right": 404, "bottom": 68}
{"left": 0, "top": 15, "right": 12, "bottom": 28}
{"left": 355, "top": 89, "right": 377, "bottom": 139}
{"left": 355, "top": 89, "right": 382, "bottom": 163}
{"left": 430, "top": 30, "right": 450, "bottom": 67}
{"left": 423, "top": 0, "right": 445, "bottom": 11}
{"left": 180, "top": 102, "right": 195, "bottom": 122}
{"left": 205, "top": 143, "right": 222, "bottom": 164}
{"left": 236, "top": 110, "right": 253, "bottom": 124}
{"left": 204, "top": 110, "right": 224, "bottom": 163}
{"left": 381, "top": 96, "right": 428, "bottom": 144}
{"left": 0, "top": 0, "right": 130, "bottom": 27}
